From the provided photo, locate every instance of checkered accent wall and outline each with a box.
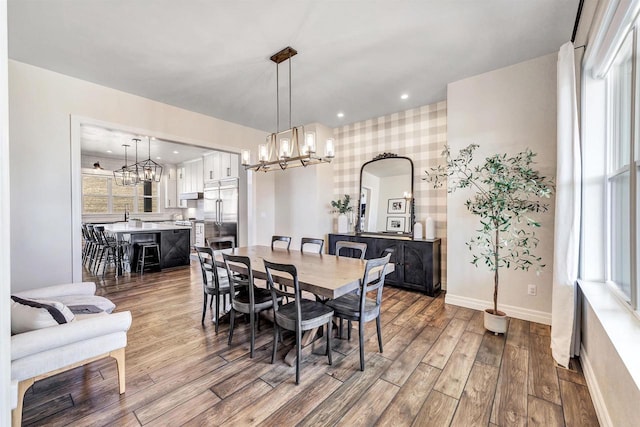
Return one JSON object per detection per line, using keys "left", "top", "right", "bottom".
{"left": 333, "top": 101, "right": 448, "bottom": 286}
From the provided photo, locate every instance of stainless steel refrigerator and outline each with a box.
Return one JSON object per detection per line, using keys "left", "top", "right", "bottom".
{"left": 203, "top": 178, "right": 238, "bottom": 247}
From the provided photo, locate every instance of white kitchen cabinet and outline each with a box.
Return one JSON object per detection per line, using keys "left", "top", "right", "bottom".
{"left": 204, "top": 151, "right": 240, "bottom": 181}
{"left": 176, "top": 165, "right": 187, "bottom": 208}
{"left": 164, "top": 165, "right": 178, "bottom": 208}
{"left": 193, "top": 159, "right": 203, "bottom": 192}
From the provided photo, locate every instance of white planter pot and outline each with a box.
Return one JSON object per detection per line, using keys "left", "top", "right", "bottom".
{"left": 484, "top": 309, "right": 508, "bottom": 335}
{"left": 337, "top": 214, "right": 349, "bottom": 233}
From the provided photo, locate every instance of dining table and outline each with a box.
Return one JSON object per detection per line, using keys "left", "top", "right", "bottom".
{"left": 214, "top": 245, "right": 394, "bottom": 365}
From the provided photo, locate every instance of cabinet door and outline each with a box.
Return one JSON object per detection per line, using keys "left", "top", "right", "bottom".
{"left": 401, "top": 243, "right": 427, "bottom": 291}
{"left": 212, "top": 152, "right": 222, "bottom": 180}
{"left": 177, "top": 165, "right": 187, "bottom": 207}
{"left": 164, "top": 177, "right": 177, "bottom": 208}
{"left": 203, "top": 153, "right": 216, "bottom": 181}
{"left": 194, "top": 159, "right": 203, "bottom": 192}
{"left": 372, "top": 239, "right": 401, "bottom": 286}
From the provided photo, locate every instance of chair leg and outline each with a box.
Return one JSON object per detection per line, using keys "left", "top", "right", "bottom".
{"left": 214, "top": 292, "right": 220, "bottom": 333}
{"left": 339, "top": 317, "right": 343, "bottom": 339}
{"left": 327, "top": 321, "right": 333, "bottom": 365}
{"left": 249, "top": 311, "right": 255, "bottom": 358}
{"left": 296, "top": 328, "right": 301, "bottom": 385}
{"left": 376, "top": 315, "right": 383, "bottom": 353}
{"left": 110, "top": 347, "right": 126, "bottom": 394}
{"left": 348, "top": 320, "right": 352, "bottom": 340}
{"left": 12, "top": 378, "right": 34, "bottom": 427}
{"left": 228, "top": 308, "right": 235, "bottom": 345}
{"left": 359, "top": 319, "right": 365, "bottom": 371}
{"left": 272, "top": 323, "right": 279, "bottom": 364}
{"left": 202, "top": 293, "right": 208, "bottom": 325}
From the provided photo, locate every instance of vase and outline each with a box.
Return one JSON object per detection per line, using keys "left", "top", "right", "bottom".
{"left": 337, "top": 214, "right": 349, "bottom": 233}
{"left": 483, "top": 309, "right": 508, "bottom": 335}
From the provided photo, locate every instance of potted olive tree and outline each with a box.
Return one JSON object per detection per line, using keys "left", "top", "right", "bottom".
{"left": 424, "top": 144, "right": 554, "bottom": 334}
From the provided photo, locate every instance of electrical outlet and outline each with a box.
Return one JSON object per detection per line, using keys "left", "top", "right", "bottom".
{"left": 528, "top": 284, "right": 537, "bottom": 296}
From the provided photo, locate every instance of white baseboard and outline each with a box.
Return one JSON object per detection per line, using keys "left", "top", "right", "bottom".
{"left": 580, "top": 344, "right": 613, "bottom": 427}
{"left": 444, "top": 293, "right": 552, "bottom": 325}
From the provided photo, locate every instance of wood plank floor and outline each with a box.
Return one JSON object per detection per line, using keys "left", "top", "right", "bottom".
{"left": 20, "top": 261, "right": 600, "bottom": 426}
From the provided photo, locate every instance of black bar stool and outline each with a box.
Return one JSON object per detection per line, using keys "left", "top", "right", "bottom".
{"left": 136, "top": 243, "right": 161, "bottom": 274}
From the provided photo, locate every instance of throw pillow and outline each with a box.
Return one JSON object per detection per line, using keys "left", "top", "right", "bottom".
{"left": 11, "top": 296, "right": 75, "bottom": 334}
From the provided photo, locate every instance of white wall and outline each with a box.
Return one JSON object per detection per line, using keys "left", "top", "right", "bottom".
{"left": 1, "top": 2, "right": 12, "bottom": 423}
{"left": 375, "top": 174, "right": 411, "bottom": 232}
{"left": 8, "top": 60, "right": 267, "bottom": 291}
{"left": 446, "top": 53, "right": 557, "bottom": 323}
{"left": 273, "top": 123, "right": 334, "bottom": 251}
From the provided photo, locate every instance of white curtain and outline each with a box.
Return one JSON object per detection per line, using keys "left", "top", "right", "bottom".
{"left": 551, "top": 42, "right": 582, "bottom": 368}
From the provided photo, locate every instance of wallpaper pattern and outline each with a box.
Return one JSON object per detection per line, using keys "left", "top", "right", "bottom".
{"left": 332, "top": 101, "right": 448, "bottom": 285}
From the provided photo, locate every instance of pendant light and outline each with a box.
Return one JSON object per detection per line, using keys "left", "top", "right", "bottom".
{"left": 113, "top": 144, "right": 138, "bottom": 186}
{"left": 134, "top": 136, "right": 163, "bottom": 182}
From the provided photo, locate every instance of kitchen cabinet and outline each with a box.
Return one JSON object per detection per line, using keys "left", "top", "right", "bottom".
{"left": 204, "top": 152, "right": 239, "bottom": 181}
{"left": 177, "top": 159, "right": 204, "bottom": 207}
{"left": 163, "top": 165, "right": 178, "bottom": 208}
{"left": 328, "top": 233, "right": 441, "bottom": 296}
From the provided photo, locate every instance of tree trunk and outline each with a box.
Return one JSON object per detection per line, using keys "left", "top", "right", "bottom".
{"left": 493, "top": 228, "right": 499, "bottom": 315}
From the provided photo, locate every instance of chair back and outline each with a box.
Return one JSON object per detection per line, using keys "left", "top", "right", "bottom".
{"left": 359, "top": 253, "right": 391, "bottom": 310}
{"left": 263, "top": 260, "right": 301, "bottom": 320}
{"left": 193, "top": 246, "right": 219, "bottom": 289}
{"left": 335, "top": 241, "right": 367, "bottom": 260}
{"left": 271, "top": 235, "right": 292, "bottom": 250}
{"left": 222, "top": 254, "right": 257, "bottom": 307}
{"left": 93, "top": 226, "right": 109, "bottom": 245}
{"left": 86, "top": 224, "right": 98, "bottom": 244}
{"left": 300, "top": 237, "right": 324, "bottom": 254}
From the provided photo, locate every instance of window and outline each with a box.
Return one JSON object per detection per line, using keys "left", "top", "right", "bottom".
{"left": 81, "top": 170, "right": 159, "bottom": 214}
{"left": 605, "top": 30, "right": 638, "bottom": 306}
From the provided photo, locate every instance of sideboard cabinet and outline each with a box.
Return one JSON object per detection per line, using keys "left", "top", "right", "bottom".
{"left": 328, "top": 233, "right": 441, "bottom": 296}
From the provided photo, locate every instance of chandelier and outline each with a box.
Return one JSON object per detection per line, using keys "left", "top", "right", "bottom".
{"left": 241, "top": 46, "right": 335, "bottom": 172}
{"left": 134, "top": 136, "right": 163, "bottom": 183}
{"left": 113, "top": 143, "right": 137, "bottom": 186}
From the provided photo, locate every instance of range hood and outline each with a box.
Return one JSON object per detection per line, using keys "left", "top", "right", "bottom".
{"left": 179, "top": 192, "right": 204, "bottom": 200}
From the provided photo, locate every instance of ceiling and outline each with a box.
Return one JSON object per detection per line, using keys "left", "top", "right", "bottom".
{"left": 80, "top": 125, "right": 218, "bottom": 164}
{"left": 8, "top": 1, "right": 578, "bottom": 132}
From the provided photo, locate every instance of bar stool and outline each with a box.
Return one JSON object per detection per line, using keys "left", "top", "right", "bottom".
{"left": 136, "top": 243, "right": 161, "bottom": 274}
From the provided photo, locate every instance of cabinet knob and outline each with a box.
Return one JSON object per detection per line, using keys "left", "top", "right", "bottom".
{"left": 227, "top": 167, "right": 231, "bottom": 176}
{"left": 209, "top": 171, "right": 213, "bottom": 179}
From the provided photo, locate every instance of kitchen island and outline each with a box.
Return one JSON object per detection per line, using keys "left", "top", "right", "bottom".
{"left": 103, "top": 222, "right": 192, "bottom": 270}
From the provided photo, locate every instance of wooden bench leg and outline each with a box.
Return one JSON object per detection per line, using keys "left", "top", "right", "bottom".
{"left": 110, "top": 348, "right": 126, "bottom": 394}
{"left": 12, "top": 378, "right": 34, "bottom": 427}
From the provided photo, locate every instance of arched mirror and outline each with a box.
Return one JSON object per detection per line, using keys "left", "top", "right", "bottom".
{"left": 357, "top": 154, "right": 414, "bottom": 235}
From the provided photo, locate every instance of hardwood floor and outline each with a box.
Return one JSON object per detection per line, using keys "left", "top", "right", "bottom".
{"left": 20, "top": 261, "right": 599, "bottom": 426}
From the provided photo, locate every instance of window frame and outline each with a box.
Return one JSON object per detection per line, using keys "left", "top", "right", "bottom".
{"left": 81, "top": 168, "right": 161, "bottom": 215}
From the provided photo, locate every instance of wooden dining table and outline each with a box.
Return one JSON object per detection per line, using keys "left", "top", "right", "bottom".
{"left": 214, "top": 245, "right": 394, "bottom": 365}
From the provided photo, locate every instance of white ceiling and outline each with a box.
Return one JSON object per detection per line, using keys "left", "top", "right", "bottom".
{"left": 8, "top": 1, "right": 578, "bottom": 132}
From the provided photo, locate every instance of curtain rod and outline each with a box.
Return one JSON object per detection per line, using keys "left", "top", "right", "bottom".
{"left": 571, "top": 0, "right": 586, "bottom": 43}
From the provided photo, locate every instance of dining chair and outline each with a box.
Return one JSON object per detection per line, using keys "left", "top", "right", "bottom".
{"left": 325, "top": 253, "right": 391, "bottom": 371}
{"left": 263, "top": 260, "right": 334, "bottom": 385}
{"left": 271, "top": 235, "right": 292, "bottom": 250}
{"left": 300, "top": 237, "right": 324, "bottom": 254}
{"left": 335, "top": 241, "right": 367, "bottom": 260}
{"left": 194, "top": 246, "right": 231, "bottom": 332}
{"left": 223, "top": 253, "right": 275, "bottom": 358}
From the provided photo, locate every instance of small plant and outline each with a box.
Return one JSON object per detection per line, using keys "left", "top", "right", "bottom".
{"left": 423, "top": 144, "right": 554, "bottom": 316}
{"left": 331, "top": 194, "right": 353, "bottom": 214}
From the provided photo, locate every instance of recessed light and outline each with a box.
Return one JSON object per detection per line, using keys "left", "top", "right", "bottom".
{"left": 156, "top": 156, "right": 162, "bottom": 160}
{"left": 401, "top": 93, "right": 409, "bottom": 100}
{"left": 151, "top": 137, "right": 156, "bottom": 140}
{"left": 337, "top": 112, "right": 344, "bottom": 118}
{"left": 173, "top": 150, "right": 179, "bottom": 154}
{"left": 106, "top": 150, "right": 112, "bottom": 153}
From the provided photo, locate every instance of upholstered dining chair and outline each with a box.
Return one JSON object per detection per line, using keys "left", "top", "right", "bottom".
{"left": 263, "top": 260, "right": 334, "bottom": 384}
{"left": 325, "top": 253, "right": 391, "bottom": 371}
{"left": 271, "top": 235, "right": 291, "bottom": 250}
{"left": 300, "top": 237, "right": 324, "bottom": 254}
{"left": 222, "top": 253, "right": 275, "bottom": 358}
{"left": 335, "top": 241, "right": 367, "bottom": 260}
{"left": 194, "top": 246, "right": 231, "bottom": 332}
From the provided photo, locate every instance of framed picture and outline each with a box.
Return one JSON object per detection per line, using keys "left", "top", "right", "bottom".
{"left": 386, "top": 217, "right": 406, "bottom": 232}
{"left": 387, "top": 198, "right": 406, "bottom": 214}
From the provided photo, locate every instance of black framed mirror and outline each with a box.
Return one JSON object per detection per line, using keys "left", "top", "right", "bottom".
{"left": 357, "top": 153, "right": 414, "bottom": 236}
